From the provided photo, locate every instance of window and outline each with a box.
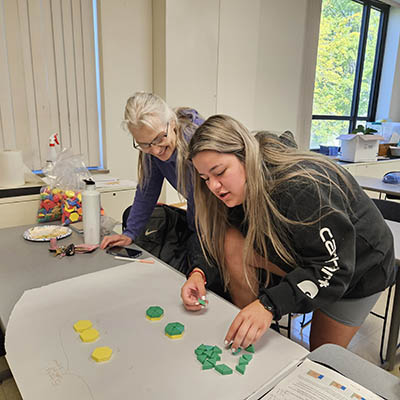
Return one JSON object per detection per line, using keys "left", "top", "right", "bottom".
{"left": 310, "top": 0, "right": 389, "bottom": 148}
{"left": 0, "top": 0, "right": 102, "bottom": 171}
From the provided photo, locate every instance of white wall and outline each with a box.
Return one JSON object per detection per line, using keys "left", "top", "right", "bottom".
{"left": 155, "top": 0, "right": 319, "bottom": 136}
{"left": 164, "top": 0, "right": 219, "bottom": 116}
{"left": 98, "top": 0, "right": 152, "bottom": 181}
{"left": 376, "top": 6, "right": 400, "bottom": 122}
{"left": 152, "top": 0, "right": 320, "bottom": 202}
{"left": 216, "top": 0, "right": 261, "bottom": 127}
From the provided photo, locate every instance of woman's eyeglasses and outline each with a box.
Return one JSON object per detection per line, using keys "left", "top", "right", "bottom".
{"left": 133, "top": 123, "right": 169, "bottom": 151}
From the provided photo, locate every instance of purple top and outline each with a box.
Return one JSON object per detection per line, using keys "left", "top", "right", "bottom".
{"left": 123, "top": 109, "right": 203, "bottom": 241}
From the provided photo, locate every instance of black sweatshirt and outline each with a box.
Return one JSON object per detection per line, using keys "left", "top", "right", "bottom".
{"left": 198, "top": 163, "right": 396, "bottom": 319}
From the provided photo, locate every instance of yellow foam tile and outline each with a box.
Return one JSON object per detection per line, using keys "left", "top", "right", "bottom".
{"left": 80, "top": 328, "right": 99, "bottom": 343}
{"left": 92, "top": 346, "right": 113, "bottom": 362}
{"left": 73, "top": 320, "right": 93, "bottom": 333}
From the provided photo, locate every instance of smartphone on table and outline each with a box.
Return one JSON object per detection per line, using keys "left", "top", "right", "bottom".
{"left": 106, "top": 246, "right": 143, "bottom": 260}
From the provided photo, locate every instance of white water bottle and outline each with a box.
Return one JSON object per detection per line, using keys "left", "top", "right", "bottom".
{"left": 82, "top": 179, "right": 100, "bottom": 245}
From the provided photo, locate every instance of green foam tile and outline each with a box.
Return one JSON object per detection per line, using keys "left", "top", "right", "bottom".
{"left": 245, "top": 344, "right": 255, "bottom": 353}
{"left": 242, "top": 354, "right": 253, "bottom": 362}
{"left": 165, "top": 322, "right": 184, "bottom": 336}
{"left": 236, "top": 364, "right": 246, "bottom": 375}
{"left": 196, "top": 344, "right": 206, "bottom": 352}
{"left": 209, "top": 354, "right": 221, "bottom": 362}
{"left": 239, "top": 356, "right": 249, "bottom": 365}
{"left": 197, "top": 354, "right": 208, "bottom": 364}
{"left": 212, "top": 346, "right": 222, "bottom": 354}
{"left": 146, "top": 306, "right": 164, "bottom": 319}
{"left": 215, "top": 364, "right": 233, "bottom": 375}
{"left": 202, "top": 360, "right": 215, "bottom": 370}
{"left": 207, "top": 358, "right": 216, "bottom": 366}
{"left": 204, "top": 349, "right": 214, "bottom": 357}
{"left": 195, "top": 348, "right": 204, "bottom": 356}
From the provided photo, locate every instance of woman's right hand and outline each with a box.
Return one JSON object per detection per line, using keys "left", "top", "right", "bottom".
{"left": 100, "top": 234, "right": 132, "bottom": 249}
{"left": 181, "top": 269, "right": 208, "bottom": 311}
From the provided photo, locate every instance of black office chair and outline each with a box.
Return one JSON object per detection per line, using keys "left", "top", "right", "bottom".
{"left": 371, "top": 198, "right": 400, "bottom": 364}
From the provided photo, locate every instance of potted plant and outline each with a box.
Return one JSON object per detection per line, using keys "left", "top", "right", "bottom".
{"left": 350, "top": 125, "right": 378, "bottom": 135}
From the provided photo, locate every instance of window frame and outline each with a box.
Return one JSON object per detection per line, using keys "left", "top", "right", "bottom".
{"left": 311, "top": 0, "right": 390, "bottom": 145}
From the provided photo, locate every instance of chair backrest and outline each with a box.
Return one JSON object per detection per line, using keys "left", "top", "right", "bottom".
{"left": 372, "top": 198, "right": 400, "bottom": 222}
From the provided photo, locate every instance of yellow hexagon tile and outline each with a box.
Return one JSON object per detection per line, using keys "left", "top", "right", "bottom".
{"left": 79, "top": 328, "right": 99, "bottom": 343}
{"left": 73, "top": 320, "right": 93, "bottom": 333}
{"left": 91, "top": 346, "right": 113, "bottom": 362}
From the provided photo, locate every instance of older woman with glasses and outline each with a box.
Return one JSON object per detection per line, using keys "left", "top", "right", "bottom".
{"left": 100, "top": 92, "right": 209, "bottom": 276}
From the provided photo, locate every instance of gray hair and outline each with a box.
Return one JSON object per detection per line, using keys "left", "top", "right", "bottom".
{"left": 123, "top": 92, "right": 177, "bottom": 132}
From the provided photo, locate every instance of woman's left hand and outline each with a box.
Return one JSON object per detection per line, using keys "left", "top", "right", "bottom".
{"left": 225, "top": 300, "right": 273, "bottom": 352}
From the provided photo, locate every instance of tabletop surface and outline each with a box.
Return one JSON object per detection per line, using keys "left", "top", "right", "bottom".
{"left": 2, "top": 222, "right": 400, "bottom": 399}
{"left": 3, "top": 228, "right": 308, "bottom": 400}
{"left": 354, "top": 175, "right": 400, "bottom": 195}
{"left": 0, "top": 224, "right": 127, "bottom": 331}
{"left": 309, "top": 344, "right": 400, "bottom": 400}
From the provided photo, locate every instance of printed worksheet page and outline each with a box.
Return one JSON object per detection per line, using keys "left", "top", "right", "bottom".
{"left": 265, "top": 358, "right": 381, "bottom": 400}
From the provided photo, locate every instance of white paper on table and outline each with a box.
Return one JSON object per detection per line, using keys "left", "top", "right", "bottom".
{"left": 5, "top": 261, "right": 308, "bottom": 400}
{"left": 264, "top": 358, "right": 381, "bottom": 400}
{"left": 92, "top": 175, "right": 137, "bottom": 189}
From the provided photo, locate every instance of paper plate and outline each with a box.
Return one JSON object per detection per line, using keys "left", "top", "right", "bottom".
{"left": 23, "top": 225, "right": 72, "bottom": 242}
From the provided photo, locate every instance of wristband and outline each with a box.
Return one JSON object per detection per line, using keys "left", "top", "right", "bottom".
{"left": 258, "top": 295, "right": 280, "bottom": 320}
{"left": 188, "top": 269, "right": 207, "bottom": 285}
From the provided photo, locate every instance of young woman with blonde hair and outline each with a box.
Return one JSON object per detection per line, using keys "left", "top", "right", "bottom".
{"left": 181, "top": 114, "right": 395, "bottom": 352}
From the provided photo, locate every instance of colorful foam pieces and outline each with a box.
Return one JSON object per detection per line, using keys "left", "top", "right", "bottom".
{"left": 62, "top": 190, "right": 82, "bottom": 225}
{"left": 37, "top": 186, "right": 63, "bottom": 222}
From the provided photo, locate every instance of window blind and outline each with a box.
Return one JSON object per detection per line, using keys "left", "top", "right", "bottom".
{"left": 0, "top": 0, "right": 101, "bottom": 171}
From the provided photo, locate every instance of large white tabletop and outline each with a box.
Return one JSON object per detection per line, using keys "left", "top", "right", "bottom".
{"left": 4, "top": 237, "right": 308, "bottom": 400}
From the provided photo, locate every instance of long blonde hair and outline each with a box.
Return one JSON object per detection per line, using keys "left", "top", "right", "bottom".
{"left": 188, "top": 115, "right": 354, "bottom": 291}
{"left": 123, "top": 92, "right": 198, "bottom": 194}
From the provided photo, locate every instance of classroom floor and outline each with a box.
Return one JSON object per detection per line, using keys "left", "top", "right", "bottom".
{"left": 0, "top": 287, "right": 399, "bottom": 399}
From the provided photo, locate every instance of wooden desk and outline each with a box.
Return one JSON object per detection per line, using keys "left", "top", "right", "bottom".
{"left": 354, "top": 175, "right": 400, "bottom": 198}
